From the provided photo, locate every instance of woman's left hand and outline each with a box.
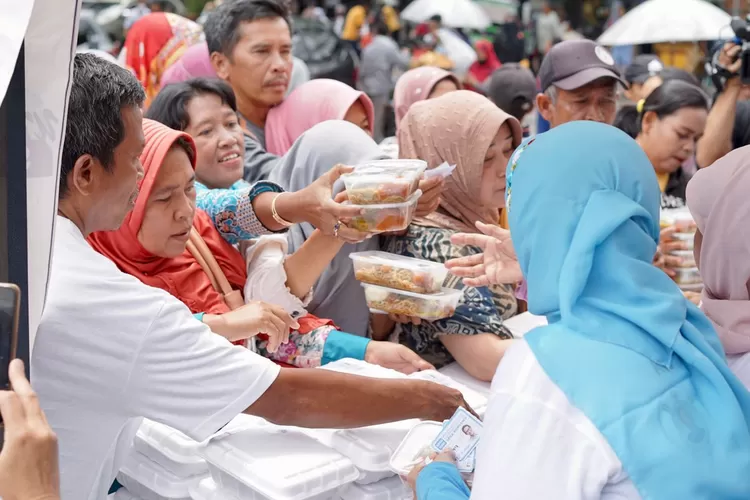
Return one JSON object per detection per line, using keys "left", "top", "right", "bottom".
{"left": 406, "top": 451, "right": 457, "bottom": 492}
{"left": 295, "top": 164, "right": 372, "bottom": 243}
{"left": 364, "top": 341, "right": 434, "bottom": 374}
{"left": 388, "top": 313, "right": 422, "bottom": 326}
{"left": 415, "top": 176, "right": 445, "bottom": 217}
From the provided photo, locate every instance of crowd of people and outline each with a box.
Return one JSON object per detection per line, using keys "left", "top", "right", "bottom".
{"left": 3, "top": 0, "right": 750, "bottom": 499}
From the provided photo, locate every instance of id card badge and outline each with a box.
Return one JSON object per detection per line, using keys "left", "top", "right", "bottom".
{"left": 431, "top": 407, "right": 482, "bottom": 461}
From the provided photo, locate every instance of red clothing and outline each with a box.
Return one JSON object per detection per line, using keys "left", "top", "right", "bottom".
{"left": 466, "top": 40, "right": 502, "bottom": 92}
{"left": 88, "top": 120, "right": 333, "bottom": 348}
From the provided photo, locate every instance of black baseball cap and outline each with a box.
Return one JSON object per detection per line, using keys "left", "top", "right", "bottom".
{"left": 539, "top": 39, "right": 627, "bottom": 92}
{"left": 488, "top": 64, "right": 537, "bottom": 120}
{"left": 624, "top": 54, "right": 664, "bottom": 84}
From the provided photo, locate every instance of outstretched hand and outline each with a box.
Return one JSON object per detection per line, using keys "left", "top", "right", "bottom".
{"left": 446, "top": 221, "right": 522, "bottom": 286}
{"left": 299, "top": 164, "right": 372, "bottom": 243}
{"left": 364, "top": 341, "right": 434, "bottom": 374}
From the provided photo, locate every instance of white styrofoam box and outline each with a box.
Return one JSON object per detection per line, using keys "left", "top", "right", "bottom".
{"left": 330, "top": 420, "right": 416, "bottom": 473}
{"left": 320, "top": 358, "right": 406, "bottom": 379}
{"left": 437, "top": 363, "right": 491, "bottom": 397}
{"left": 189, "top": 477, "right": 240, "bottom": 500}
{"left": 117, "top": 451, "right": 205, "bottom": 500}
{"left": 320, "top": 360, "right": 488, "bottom": 478}
{"left": 339, "top": 477, "right": 411, "bottom": 500}
{"left": 114, "top": 488, "right": 145, "bottom": 500}
{"left": 389, "top": 422, "right": 443, "bottom": 477}
{"left": 202, "top": 419, "right": 360, "bottom": 500}
{"left": 408, "top": 370, "right": 488, "bottom": 417}
{"left": 355, "top": 468, "right": 395, "bottom": 486}
{"left": 135, "top": 419, "right": 208, "bottom": 478}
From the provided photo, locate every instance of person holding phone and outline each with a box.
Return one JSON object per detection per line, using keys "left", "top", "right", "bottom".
{"left": 0, "top": 359, "right": 60, "bottom": 500}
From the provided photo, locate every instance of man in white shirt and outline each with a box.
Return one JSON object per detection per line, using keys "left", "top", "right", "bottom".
{"left": 32, "top": 53, "right": 469, "bottom": 500}
{"left": 535, "top": 1, "right": 563, "bottom": 55}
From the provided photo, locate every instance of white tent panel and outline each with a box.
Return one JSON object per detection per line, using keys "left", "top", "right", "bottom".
{"left": 24, "top": 0, "right": 81, "bottom": 349}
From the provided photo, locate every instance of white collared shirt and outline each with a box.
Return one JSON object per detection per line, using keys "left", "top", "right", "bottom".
{"left": 32, "top": 216, "right": 280, "bottom": 500}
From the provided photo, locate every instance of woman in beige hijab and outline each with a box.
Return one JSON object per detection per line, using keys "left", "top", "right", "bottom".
{"left": 381, "top": 90, "right": 523, "bottom": 381}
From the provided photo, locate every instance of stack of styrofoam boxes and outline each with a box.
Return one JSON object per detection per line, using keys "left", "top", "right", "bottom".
{"left": 193, "top": 359, "right": 488, "bottom": 500}
{"left": 661, "top": 208, "right": 701, "bottom": 294}
{"left": 115, "top": 419, "right": 209, "bottom": 500}
{"left": 199, "top": 414, "right": 360, "bottom": 500}
{"left": 322, "top": 359, "right": 488, "bottom": 500}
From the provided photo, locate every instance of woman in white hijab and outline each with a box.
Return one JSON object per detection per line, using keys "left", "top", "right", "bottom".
{"left": 269, "top": 120, "right": 386, "bottom": 336}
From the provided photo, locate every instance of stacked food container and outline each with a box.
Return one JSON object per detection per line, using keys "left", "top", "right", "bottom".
{"left": 340, "top": 160, "right": 426, "bottom": 234}
{"left": 115, "top": 419, "right": 209, "bottom": 500}
{"left": 661, "top": 208, "right": 701, "bottom": 293}
{"left": 350, "top": 251, "right": 462, "bottom": 321}
{"left": 341, "top": 159, "right": 461, "bottom": 322}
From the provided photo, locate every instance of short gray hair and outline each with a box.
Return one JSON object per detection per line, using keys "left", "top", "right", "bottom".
{"left": 544, "top": 85, "right": 558, "bottom": 104}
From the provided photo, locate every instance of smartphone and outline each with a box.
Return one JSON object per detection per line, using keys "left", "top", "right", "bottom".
{"left": 0, "top": 283, "right": 20, "bottom": 392}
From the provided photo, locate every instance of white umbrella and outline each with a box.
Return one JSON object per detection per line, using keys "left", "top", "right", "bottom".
{"left": 475, "top": 0, "right": 518, "bottom": 24}
{"left": 598, "top": 0, "right": 732, "bottom": 46}
{"left": 401, "top": 0, "right": 492, "bottom": 30}
{"left": 437, "top": 28, "right": 477, "bottom": 77}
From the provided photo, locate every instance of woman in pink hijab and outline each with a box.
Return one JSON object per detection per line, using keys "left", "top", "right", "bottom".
{"left": 264, "top": 79, "right": 375, "bottom": 156}
{"left": 686, "top": 146, "right": 750, "bottom": 388}
{"left": 379, "top": 90, "right": 522, "bottom": 381}
{"left": 393, "top": 67, "right": 462, "bottom": 128}
{"left": 160, "top": 42, "right": 216, "bottom": 89}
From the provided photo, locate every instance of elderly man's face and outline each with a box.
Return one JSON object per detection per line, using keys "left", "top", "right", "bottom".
{"left": 537, "top": 78, "right": 618, "bottom": 128}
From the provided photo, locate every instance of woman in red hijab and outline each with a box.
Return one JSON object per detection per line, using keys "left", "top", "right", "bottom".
{"left": 465, "top": 39, "right": 502, "bottom": 94}
{"left": 123, "top": 12, "right": 203, "bottom": 107}
{"left": 88, "top": 119, "right": 432, "bottom": 372}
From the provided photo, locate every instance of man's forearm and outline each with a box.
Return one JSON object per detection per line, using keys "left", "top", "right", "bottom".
{"left": 246, "top": 368, "right": 457, "bottom": 428}
{"left": 696, "top": 83, "right": 740, "bottom": 168}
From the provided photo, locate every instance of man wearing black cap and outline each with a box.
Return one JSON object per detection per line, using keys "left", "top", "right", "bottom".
{"left": 623, "top": 54, "right": 664, "bottom": 103}
{"left": 536, "top": 39, "right": 627, "bottom": 129}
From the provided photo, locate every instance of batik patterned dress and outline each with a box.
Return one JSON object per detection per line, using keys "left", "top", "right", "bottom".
{"left": 383, "top": 224, "right": 517, "bottom": 368}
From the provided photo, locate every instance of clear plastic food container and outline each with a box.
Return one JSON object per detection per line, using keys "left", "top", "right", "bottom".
{"left": 350, "top": 251, "right": 448, "bottom": 294}
{"left": 661, "top": 209, "right": 694, "bottom": 228}
{"left": 362, "top": 283, "right": 462, "bottom": 320}
{"left": 346, "top": 191, "right": 421, "bottom": 233}
{"left": 343, "top": 160, "right": 427, "bottom": 205}
{"left": 669, "top": 250, "right": 696, "bottom": 268}
{"left": 674, "top": 267, "right": 701, "bottom": 285}
{"left": 389, "top": 422, "right": 443, "bottom": 476}
{"left": 672, "top": 231, "right": 695, "bottom": 250}
{"left": 680, "top": 283, "right": 703, "bottom": 292}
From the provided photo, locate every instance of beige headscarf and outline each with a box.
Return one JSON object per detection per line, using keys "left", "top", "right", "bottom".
{"left": 398, "top": 90, "right": 522, "bottom": 233}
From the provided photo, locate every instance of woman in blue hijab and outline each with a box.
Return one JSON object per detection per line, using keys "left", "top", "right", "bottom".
{"left": 409, "top": 121, "right": 750, "bottom": 499}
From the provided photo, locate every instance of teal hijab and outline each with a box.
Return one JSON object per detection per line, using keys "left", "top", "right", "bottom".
{"left": 506, "top": 122, "right": 750, "bottom": 498}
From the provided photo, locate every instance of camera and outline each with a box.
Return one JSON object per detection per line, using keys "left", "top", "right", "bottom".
{"left": 730, "top": 16, "right": 750, "bottom": 83}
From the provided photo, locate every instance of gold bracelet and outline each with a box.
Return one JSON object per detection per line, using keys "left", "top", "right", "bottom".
{"left": 271, "top": 193, "right": 294, "bottom": 227}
